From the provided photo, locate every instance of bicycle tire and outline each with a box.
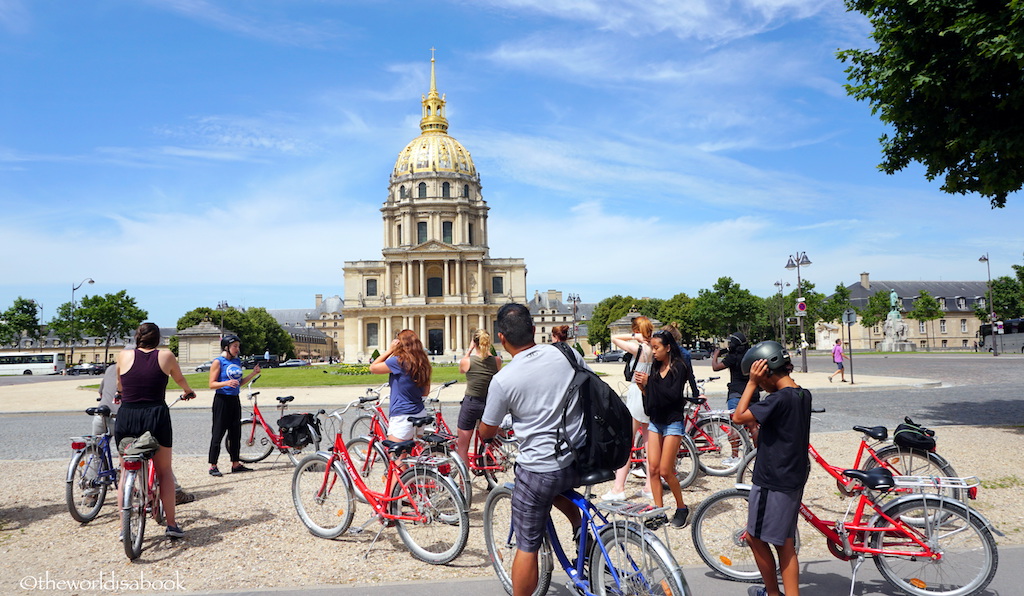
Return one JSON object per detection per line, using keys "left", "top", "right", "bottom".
{"left": 320, "top": 411, "right": 342, "bottom": 450}
{"left": 427, "top": 445, "right": 472, "bottom": 509}
{"left": 693, "top": 416, "right": 752, "bottom": 477}
{"left": 152, "top": 473, "right": 165, "bottom": 526}
{"left": 588, "top": 520, "right": 689, "bottom": 596}
{"left": 863, "top": 445, "right": 963, "bottom": 502}
{"left": 237, "top": 420, "right": 273, "bottom": 463}
{"left": 481, "top": 485, "right": 553, "bottom": 596}
{"left": 872, "top": 495, "right": 997, "bottom": 596}
{"left": 345, "top": 436, "right": 388, "bottom": 503}
{"left": 349, "top": 414, "right": 375, "bottom": 440}
{"left": 480, "top": 437, "right": 517, "bottom": 491}
{"left": 122, "top": 469, "right": 146, "bottom": 560}
{"left": 736, "top": 449, "right": 757, "bottom": 484}
{"left": 292, "top": 453, "right": 355, "bottom": 539}
{"left": 392, "top": 467, "right": 469, "bottom": 564}
{"left": 675, "top": 433, "right": 699, "bottom": 489}
{"left": 66, "top": 447, "right": 107, "bottom": 523}
{"left": 690, "top": 487, "right": 763, "bottom": 582}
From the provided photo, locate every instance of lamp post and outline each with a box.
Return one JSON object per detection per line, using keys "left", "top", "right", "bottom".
{"left": 785, "top": 252, "right": 811, "bottom": 373}
{"left": 70, "top": 278, "right": 94, "bottom": 366}
{"left": 978, "top": 254, "right": 997, "bottom": 356}
{"left": 567, "top": 293, "right": 581, "bottom": 344}
{"left": 773, "top": 280, "right": 790, "bottom": 343}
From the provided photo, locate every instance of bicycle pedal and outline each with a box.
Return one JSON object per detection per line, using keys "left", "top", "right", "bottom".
{"left": 643, "top": 514, "right": 669, "bottom": 530}
{"left": 347, "top": 527, "right": 365, "bottom": 535}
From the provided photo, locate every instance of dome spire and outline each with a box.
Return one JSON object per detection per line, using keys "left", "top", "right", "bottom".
{"left": 420, "top": 48, "right": 448, "bottom": 135}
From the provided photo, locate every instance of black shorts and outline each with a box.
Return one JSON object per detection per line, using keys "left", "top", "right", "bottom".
{"left": 457, "top": 396, "right": 487, "bottom": 431}
{"left": 115, "top": 402, "right": 173, "bottom": 449}
{"left": 512, "top": 464, "right": 579, "bottom": 553}
{"left": 746, "top": 484, "right": 802, "bottom": 546}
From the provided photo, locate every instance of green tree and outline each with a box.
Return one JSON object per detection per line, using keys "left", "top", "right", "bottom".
{"left": 819, "top": 283, "right": 853, "bottom": 326}
{"left": 975, "top": 275, "right": 1024, "bottom": 322}
{"left": 857, "top": 290, "right": 893, "bottom": 329}
{"left": 0, "top": 297, "right": 41, "bottom": 347}
{"left": 839, "top": 0, "right": 1024, "bottom": 208}
{"left": 48, "top": 301, "right": 85, "bottom": 354}
{"left": 908, "top": 290, "right": 944, "bottom": 352}
{"left": 79, "top": 291, "right": 148, "bottom": 363}
{"left": 176, "top": 305, "right": 295, "bottom": 359}
{"left": 691, "top": 277, "right": 761, "bottom": 340}
{"left": 586, "top": 295, "right": 635, "bottom": 352}
{"left": 656, "top": 293, "right": 699, "bottom": 345}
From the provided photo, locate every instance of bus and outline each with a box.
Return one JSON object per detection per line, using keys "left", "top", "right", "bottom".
{"left": 0, "top": 352, "right": 67, "bottom": 376}
{"left": 979, "top": 318, "right": 1024, "bottom": 354}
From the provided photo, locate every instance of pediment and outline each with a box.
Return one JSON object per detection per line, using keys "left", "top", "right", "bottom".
{"left": 409, "top": 240, "right": 458, "bottom": 253}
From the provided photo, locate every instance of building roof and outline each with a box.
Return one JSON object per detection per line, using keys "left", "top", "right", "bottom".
{"left": 846, "top": 274, "right": 987, "bottom": 312}
{"left": 527, "top": 290, "right": 595, "bottom": 320}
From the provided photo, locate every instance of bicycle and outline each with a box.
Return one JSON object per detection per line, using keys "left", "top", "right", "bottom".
{"left": 67, "top": 404, "right": 119, "bottom": 523}
{"left": 235, "top": 374, "right": 324, "bottom": 466}
{"left": 291, "top": 400, "right": 469, "bottom": 564}
{"left": 690, "top": 466, "right": 997, "bottom": 596}
{"left": 483, "top": 481, "right": 691, "bottom": 596}
{"left": 347, "top": 382, "right": 390, "bottom": 439}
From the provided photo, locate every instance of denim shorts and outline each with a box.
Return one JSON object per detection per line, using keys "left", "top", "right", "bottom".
{"left": 648, "top": 419, "right": 685, "bottom": 437}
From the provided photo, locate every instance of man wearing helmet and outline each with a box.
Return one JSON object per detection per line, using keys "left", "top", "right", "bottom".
{"left": 732, "top": 341, "right": 812, "bottom": 596}
{"left": 207, "top": 334, "right": 261, "bottom": 476}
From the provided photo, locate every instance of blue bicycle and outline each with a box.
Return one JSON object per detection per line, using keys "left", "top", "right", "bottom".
{"left": 66, "top": 405, "right": 119, "bottom": 523}
{"left": 483, "top": 483, "right": 690, "bottom": 596}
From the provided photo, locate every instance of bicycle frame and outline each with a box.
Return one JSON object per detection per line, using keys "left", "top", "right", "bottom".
{"left": 424, "top": 385, "right": 514, "bottom": 477}
{"left": 242, "top": 389, "right": 290, "bottom": 450}
{"left": 68, "top": 433, "right": 118, "bottom": 488}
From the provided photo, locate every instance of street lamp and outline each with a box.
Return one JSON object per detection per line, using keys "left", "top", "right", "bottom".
{"left": 70, "top": 277, "right": 94, "bottom": 366}
{"left": 784, "top": 252, "right": 811, "bottom": 373}
{"left": 567, "top": 293, "right": 581, "bottom": 344}
{"left": 978, "top": 254, "right": 997, "bottom": 356}
{"left": 773, "top": 280, "right": 790, "bottom": 343}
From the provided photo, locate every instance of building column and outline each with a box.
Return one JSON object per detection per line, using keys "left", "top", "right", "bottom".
{"left": 477, "top": 261, "right": 484, "bottom": 301}
{"left": 419, "top": 315, "right": 427, "bottom": 342}
{"left": 402, "top": 261, "right": 409, "bottom": 297}
{"left": 443, "top": 260, "right": 450, "bottom": 296}
{"left": 455, "top": 259, "right": 462, "bottom": 298}
{"left": 384, "top": 315, "right": 391, "bottom": 344}
{"left": 419, "top": 260, "right": 425, "bottom": 297}
{"left": 444, "top": 314, "right": 451, "bottom": 351}
{"left": 356, "top": 317, "right": 364, "bottom": 357}
{"left": 456, "top": 314, "right": 465, "bottom": 352}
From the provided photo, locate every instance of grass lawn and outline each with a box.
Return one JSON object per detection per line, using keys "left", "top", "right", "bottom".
{"left": 175, "top": 364, "right": 467, "bottom": 389}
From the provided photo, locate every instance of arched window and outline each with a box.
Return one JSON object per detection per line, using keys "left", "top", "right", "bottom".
{"left": 442, "top": 182, "right": 450, "bottom": 197}
{"left": 399, "top": 186, "right": 406, "bottom": 199}
{"left": 418, "top": 182, "right": 427, "bottom": 198}
{"left": 463, "top": 184, "right": 470, "bottom": 198}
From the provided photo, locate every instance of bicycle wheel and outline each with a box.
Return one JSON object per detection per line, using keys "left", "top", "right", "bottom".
{"left": 66, "top": 447, "right": 107, "bottom": 523}
{"left": 349, "top": 414, "right": 374, "bottom": 439}
{"left": 690, "top": 487, "right": 762, "bottom": 582}
{"left": 392, "top": 467, "right": 469, "bottom": 564}
{"left": 292, "top": 453, "right": 355, "bottom": 539}
{"left": 122, "top": 469, "right": 146, "bottom": 560}
{"left": 863, "top": 445, "right": 963, "bottom": 502}
{"left": 320, "top": 412, "right": 342, "bottom": 450}
{"left": 427, "top": 446, "right": 472, "bottom": 509}
{"left": 151, "top": 474, "right": 165, "bottom": 526}
{"left": 736, "top": 449, "right": 757, "bottom": 484}
{"left": 480, "top": 438, "right": 518, "bottom": 491}
{"left": 237, "top": 420, "right": 274, "bottom": 463}
{"left": 872, "top": 495, "right": 997, "bottom": 596}
{"left": 675, "top": 433, "right": 699, "bottom": 489}
{"left": 482, "top": 485, "right": 553, "bottom": 596}
{"left": 345, "top": 436, "right": 388, "bottom": 503}
{"left": 693, "top": 416, "right": 752, "bottom": 477}
{"left": 589, "top": 520, "right": 688, "bottom": 595}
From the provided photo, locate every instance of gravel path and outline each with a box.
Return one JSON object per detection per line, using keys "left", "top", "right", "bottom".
{"left": 2, "top": 424, "right": 1021, "bottom": 595}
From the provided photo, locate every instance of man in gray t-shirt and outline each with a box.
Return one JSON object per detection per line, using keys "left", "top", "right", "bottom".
{"left": 479, "top": 303, "right": 584, "bottom": 596}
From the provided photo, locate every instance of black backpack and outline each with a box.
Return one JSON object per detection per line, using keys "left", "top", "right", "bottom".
{"left": 893, "top": 416, "right": 936, "bottom": 451}
{"left": 278, "top": 413, "right": 320, "bottom": 449}
{"left": 553, "top": 343, "right": 633, "bottom": 486}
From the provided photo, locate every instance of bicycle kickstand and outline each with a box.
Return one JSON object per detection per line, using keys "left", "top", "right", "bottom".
{"left": 354, "top": 517, "right": 389, "bottom": 560}
{"left": 848, "top": 555, "right": 865, "bottom": 596}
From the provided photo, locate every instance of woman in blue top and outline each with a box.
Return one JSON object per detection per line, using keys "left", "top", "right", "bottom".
{"left": 208, "top": 335, "right": 261, "bottom": 476}
{"left": 369, "top": 329, "right": 432, "bottom": 441}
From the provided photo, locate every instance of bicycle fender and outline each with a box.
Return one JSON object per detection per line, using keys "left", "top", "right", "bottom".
{"left": 66, "top": 452, "right": 82, "bottom": 483}
{"left": 733, "top": 483, "right": 753, "bottom": 492}
{"left": 872, "top": 493, "right": 999, "bottom": 534}
{"left": 329, "top": 458, "right": 356, "bottom": 495}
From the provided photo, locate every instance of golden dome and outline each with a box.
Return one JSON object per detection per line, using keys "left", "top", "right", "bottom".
{"left": 392, "top": 53, "right": 476, "bottom": 178}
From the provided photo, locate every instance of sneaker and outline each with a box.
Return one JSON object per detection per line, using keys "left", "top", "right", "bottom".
{"left": 721, "top": 456, "right": 741, "bottom": 467}
{"left": 629, "top": 467, "right": 648, "bottom": 479}
{"left": 601, "top": 490, "right": 626, "bottom": 501}
{"left": 175, "top": 490, "right": 196, "bottom": 505}
{"left": 165, "top": 524, "right": 185, "bottom": 538}
{"left": 644, "top": 514, "right": 668, "bottom": 530}
{"left": 208, "top": 466, "right": 223, "bottom": 477}
{"left": 636, "top": 490, "right": 654, "bottom": 500}
{"left": 747, "top": 587, "right": 766, "bottom": 596}
{"left": 828, "top": 376, "right": 833, "bottom": 383}
{"left": 231, "top": 464, "right": 254, "bottom": 473}
{"left": 841, "top": 379, "right": 848, "bottom": 383}
{"left": 670, "top": 506, "right": 689, "bottom": 528}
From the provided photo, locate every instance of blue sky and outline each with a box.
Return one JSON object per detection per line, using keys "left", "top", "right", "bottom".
{"left": 2, "top": 0, "right": 1021, "bottom": 328}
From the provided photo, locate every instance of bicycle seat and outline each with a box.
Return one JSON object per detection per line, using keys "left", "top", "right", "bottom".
{"left": 684, "top": 396, "right": 707, "bottom": 405}
{"left": 853, "top": 425, "right": 888, "bottom": 441}
{"left": 86, "top": 405, "right": 111, "bottom": 417}
{"left": 409, "top": 415, "right": 435, "bottom": 428}
{"left": 276, "top": 395, "right": 295, "bottom": 404}
{"left": 843, "top": 467, "right": 895, "bottom": 491}
{"left": 381, "top": 439, "right": 416, "bottom": 457}
{"left": 420, "top": 433, "right": 450, "bottom": 446}
{"left": 578, "top": 468, "right": 615, "bottom": 487}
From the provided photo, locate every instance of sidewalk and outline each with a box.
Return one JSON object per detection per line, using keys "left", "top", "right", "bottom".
{"left": 0, "top": 360, "right": 940, "bottom": 414}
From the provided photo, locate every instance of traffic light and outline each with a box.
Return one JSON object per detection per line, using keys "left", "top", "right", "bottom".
{"left": 795, "top": 297, "right": 807, "bottom": 317}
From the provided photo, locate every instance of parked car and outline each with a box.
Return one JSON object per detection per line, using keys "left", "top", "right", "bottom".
{"left": 244, "top": 355, "right": 280, "bottom": 369}
{"left": 595, "top": 350, "right": 626, "bottom": 363}
{"left": 688, "top": 348, "right": 710, "bottom": 360}
{"left": 70, "top": 363, "right": 106, "bottom": 375}
{"left": 280, "top": 359, "right": 310, "bottom": 367}
{"left": 195, "top": 360, "right": 213, "bottom": 373}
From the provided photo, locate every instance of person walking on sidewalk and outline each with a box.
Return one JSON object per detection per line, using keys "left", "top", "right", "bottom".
{"left": 828, "top": 339, "right": 849, "bottom": 383}
{"left": 208, "top": 335, "right": 260, "bottom": 476}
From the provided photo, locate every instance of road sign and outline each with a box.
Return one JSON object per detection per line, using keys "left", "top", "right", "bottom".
{"left": 795, "top": 298, "right": 807, "bottom": 317}
{"left": 842, "top": 308, "right": 857, "bottom": 325}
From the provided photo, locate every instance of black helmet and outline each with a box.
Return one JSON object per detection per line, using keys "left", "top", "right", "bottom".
{"left": 740, "top": 340, "right": 791, "bottom": 375}
{"left": 728, "top": 331, "right": 749, "bottom": 350}
{"left": 220, "top": 334, "right": 241, "bottom": 350}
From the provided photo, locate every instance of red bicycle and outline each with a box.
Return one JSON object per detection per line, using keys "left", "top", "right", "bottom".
{"left": 235, "top": 375, "right": 324, "bottom": 466}
{"left": 291, "top": 400, "right": 469, "bottom": 564}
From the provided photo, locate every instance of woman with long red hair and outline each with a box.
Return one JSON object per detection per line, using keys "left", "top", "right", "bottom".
{"left": 369, "top": 329, "right": 432, "bottom": 441}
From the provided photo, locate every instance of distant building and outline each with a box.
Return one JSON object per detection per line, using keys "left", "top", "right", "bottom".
{"left": 527, "top": 290, "right": 596, "bottom": 354}
{"left": 817, "top": 272, "right": 988, "bottom": 351}
{"left": 0, "top": 327, "right": 174, "bottom": 366}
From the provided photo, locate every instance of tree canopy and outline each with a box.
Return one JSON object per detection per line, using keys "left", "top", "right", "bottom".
{"left": 176, "top": 306, "right": 295, "bottom": 359}
{"left": 857, "top": 290, "right": 893, "bottom": 329}
{"left": 839, "top": 0, "right": 1024, "bottom": 208}
{"left": 691, "top": 277, "right": 762, "bottom": 339}
{"left": 78, "top": 290, "right": 148, "bottom": 363}
{"left": 908, "top": 290, "right": 945, "bottom": 350}
{"left": 0, "top": 297, "right": 41, "bottom": 346}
